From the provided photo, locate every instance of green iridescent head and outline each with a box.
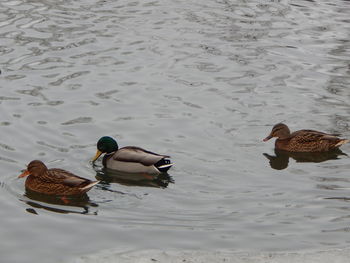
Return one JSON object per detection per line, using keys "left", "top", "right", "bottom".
{"left": 92, "top": 136, "right": 119, "bottom": 162}
{"left": 97, "top": 136, "right": 119, "bottom": 153}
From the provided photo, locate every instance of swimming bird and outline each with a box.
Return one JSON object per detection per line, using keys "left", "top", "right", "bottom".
{"left": 18, "top": 160, "right": 99, "bottom": 196}
{"left": 263, "top": 123, "right": 349, "bottom": 152}
{"left": 92, "top": 136, "right": 173, "bottom": 174}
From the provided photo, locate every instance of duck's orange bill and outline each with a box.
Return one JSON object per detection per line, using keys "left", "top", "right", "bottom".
{"left": 263, "top": 135, "right": 272, "bottom": 142}
{"left": 92, "top": 150, "right": 103, "bottom": 163}
{"left": 18, "top": 170, "right": 30, "bottom": 178}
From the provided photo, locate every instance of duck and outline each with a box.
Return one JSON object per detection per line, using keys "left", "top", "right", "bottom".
{"left": 263, "top": 123, "right": 349, "bottom": 152}
{"left": 92, "top": 136, "right": 173, "bottom": 174}
{"left": 18, "top": 160, "right": 99, "bottom": 196}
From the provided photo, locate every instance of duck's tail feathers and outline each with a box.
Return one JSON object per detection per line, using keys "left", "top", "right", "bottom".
{"left": 155, "top": 158, "right": 173, "bottom": 173}
{"left": 335, "top": 139, "right": 349, "bottom": 147}
{"left": 81, "top": 181, "right": 99, "bottom": 191}
{"left": 157, "top": 163, "right": 174, "bottom": 172}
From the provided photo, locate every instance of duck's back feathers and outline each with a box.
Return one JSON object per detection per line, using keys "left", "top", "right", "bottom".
{"left": 291, "top": 130, "right": 335, "bottom": 142}
{"left": 113, "top": 146, "right": 169, "bottom": 166}
{"left": 43, "top": 169, "right": 93, "bottom": 188}
{"left": 278, "top": 129, "right": 348, "bottom": 152}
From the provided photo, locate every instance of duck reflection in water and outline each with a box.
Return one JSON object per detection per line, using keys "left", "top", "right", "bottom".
{"left": 22, "top": 189, "right": 98, "bottom": 215}
{"left": 95, "top": 168, "right": 174, "bottom": 188}
{"left": 263, "top": 148, "right": 347, "bottom": 170}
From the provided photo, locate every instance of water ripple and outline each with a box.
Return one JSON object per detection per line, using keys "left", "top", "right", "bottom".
{"left": 61, "top": 117, "right": 93, "bottom": 125}
{"left": 49, "top": 71, "right": 90, "bottom": 86}
{"left": 0, "top": 0, "right": 350, "bottom": 262}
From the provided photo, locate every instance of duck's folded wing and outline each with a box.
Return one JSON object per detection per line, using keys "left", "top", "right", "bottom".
{"left": 293, "top": 130, "right": 341, "bottom": 143}
{"left": 48, "top": 169, "right": 92, "bottom": 187}
{"left": 114, "top": 146, "right": 169, "bottom": 166}
{"left": 62, "top": 177, "right": 92, "bottom": 187}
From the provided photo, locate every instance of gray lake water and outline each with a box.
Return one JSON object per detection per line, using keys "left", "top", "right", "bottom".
{"left": 1, "top": 0, "right": 350, "bottom": 262}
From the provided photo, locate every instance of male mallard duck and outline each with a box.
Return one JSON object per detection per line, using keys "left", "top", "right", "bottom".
{"left": 18, "top": 160, "right": 99, "bottom": 196}
{"left": 263, "top": 123, "right": 349, "bottom": 152}
{"left": 92, "top": 136, "right": 173, "bottom": 174}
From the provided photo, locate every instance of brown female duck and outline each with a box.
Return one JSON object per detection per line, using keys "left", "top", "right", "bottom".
{"left": 18, "top": 160, "right": 98, "bottom": 196}
{"left": 263, "top": 123, "right": 349, "bottom": 152}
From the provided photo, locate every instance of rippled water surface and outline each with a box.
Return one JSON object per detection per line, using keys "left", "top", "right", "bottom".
{"left": 1, "top": 0, "right": 350, "bottom": 262}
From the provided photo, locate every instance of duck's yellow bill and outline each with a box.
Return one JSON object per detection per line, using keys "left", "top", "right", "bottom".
{"left": 92, "top": 150, "right": 103, "bottom": 162}
{"left": 18, "top": 170, "right": 30, "bottom": 178}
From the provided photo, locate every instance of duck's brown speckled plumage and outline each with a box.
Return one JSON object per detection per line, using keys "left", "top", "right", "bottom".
{"left": 19, "top": 160, "right": 98, "bottom": 196}
{"left": 264, "top": 123, "right": 349, "bottom": 152}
